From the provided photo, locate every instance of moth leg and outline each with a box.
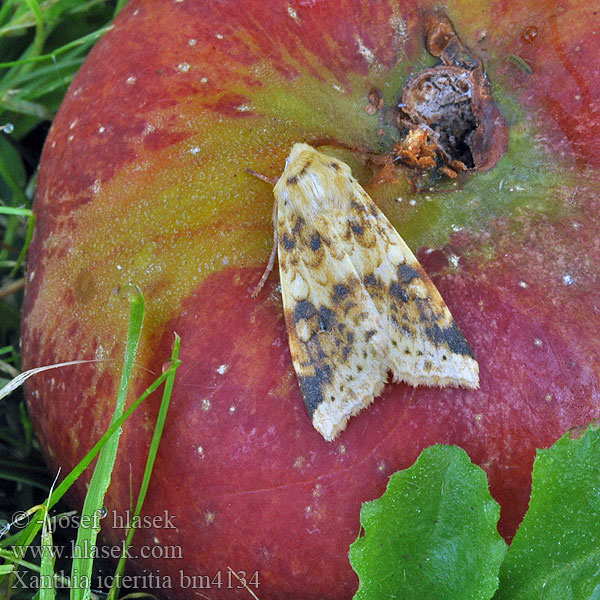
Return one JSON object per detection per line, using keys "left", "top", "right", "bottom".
{"left": 252, "top": 193, "right": 279, "bottom": 298}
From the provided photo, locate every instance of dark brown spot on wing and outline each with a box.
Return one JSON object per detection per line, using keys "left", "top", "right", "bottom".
{"left": 425, "top": 321, "right": 475, "bottom": 357}
{"left": 281, "top": 232, "right": 295, "bottom": 250}
{"left": 287, "top": 175, "right": 299, "bottom": 185}
{"left": 292, "top": 217, "right": 305, "bottom": 236}
{"left": 330, "top": 161, "right": 340, "bottom": 170}
{"left": 310, "top": 233, "right": 322, "bottom": 251}
{"left": 350, "top": 221, "right": 364, "bottom": 236}
{"left": 294, "top": 300, "right": 317, "bottom": 323}
{"left": 364, "top": 273, "right": 379, "bottom": 287}
{"left": 390, "top": 281, "right": 408, "bottom": 302}
{"left": 299, "top": 364, "right": 332, "bottom": 417}
{"left": 397, "top": 263, "right": 421, "bottom": 284}
{"left": 333, "top": 284, "right": 350, "bottom": 302}
{"left": 318, "top": 306, "right": 335, "bottom": 331}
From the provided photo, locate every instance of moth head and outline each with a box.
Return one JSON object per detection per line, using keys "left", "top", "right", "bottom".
{"left": 285, "top": 143, "right": 316, "bottom": 169}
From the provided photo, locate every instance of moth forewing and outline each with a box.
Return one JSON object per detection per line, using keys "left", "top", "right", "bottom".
{"left": 340, "top": 183, "right": 480, "bottom": 390}
{"left": 270, "top": 143, "right": 479, "bottom": 441}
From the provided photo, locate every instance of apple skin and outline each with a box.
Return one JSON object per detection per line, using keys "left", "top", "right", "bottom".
{"left": 21, "top": 0, "right": 600, "bottom": 598}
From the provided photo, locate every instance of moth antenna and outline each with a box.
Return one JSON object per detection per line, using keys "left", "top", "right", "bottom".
{"left": 252, "top": 193, "right": 279, "bottom": 298}
{"left": 245, "top": 168, "right": 278, "bottom": 186}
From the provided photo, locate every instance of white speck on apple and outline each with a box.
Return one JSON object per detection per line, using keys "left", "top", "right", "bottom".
{"left": 229, "top": 406, "right": 236, "bottom": 414}
{"left": 287, "top": 5, "right": 300, "bottom": 23}
{"left": 390, "top": 15, "right": 408, "bottom": 46}
{"left": 215, "top": 33, "right": 223, "bottom": 40}
{"left": 563, "top": 274, "right": 574, "bottom": 285}
{"left": 216, "top": 364, "right": 228, "bottom": 375}
{"left": 126, "top": 76, "right": 136, "bottom": 85}
{"left": 98, "top": 125, "right": 105, "bottom": 133}
{"left": 518, "top": 281, "right": 528, "bottom": 288}
{"left": 201, "top": 398, "right": 211, "bottom": 411}
{"left": 200, "top": 77, "right": 208, "bottom": 84}
{"left": 448, "top": 253, "right": 460, "bottom": 268}
{"left": 197, "top": 446, "right": 205, "bottom": 458}
{"left": 354, "top": 34, "right": 375, "bottom": 65}
{"left": 177, "top": 62, "right": 190, "bottom": 73}
{"left": 188, "top": 38, "right": 197, "bottom": 46}
{"left": 534, "top": 338, "right": 543, "bottom": 347}
{"left": 189, "top": 145, "right": 201, "bottom": 155}
{"left": 69, "top": 119, "right": 78, "bottom": 130}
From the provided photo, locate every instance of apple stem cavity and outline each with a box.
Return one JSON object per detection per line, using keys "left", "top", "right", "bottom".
{"left": 393, "top": 11, "right": 508, "bottom": 180}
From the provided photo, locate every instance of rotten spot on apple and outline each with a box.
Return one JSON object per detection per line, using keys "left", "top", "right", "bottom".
{"left": 393, "top": 12, "right": 508, "bottom": 182}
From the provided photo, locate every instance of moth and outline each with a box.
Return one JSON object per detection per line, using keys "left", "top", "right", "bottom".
{"left": 253, "top": 143, "right": 479, "bottom": 441}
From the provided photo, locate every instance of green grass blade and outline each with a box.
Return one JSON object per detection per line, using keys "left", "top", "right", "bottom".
{"left": 70, "top": 289, "right": 145, "bottom": 600}
{"left": 39, "top": 473, "right": 59, "bottom": 600}
{"left": 107, "top": 334, "right": 181, "bottom": 600}
{"left": 0, "top": 207, "right": 32, "bottom": 217}
{"left": 0, "top": 26, "right": 112, "bottom": 68}
{"left": 10, "top": 210, "right": 34, "bottom": 275}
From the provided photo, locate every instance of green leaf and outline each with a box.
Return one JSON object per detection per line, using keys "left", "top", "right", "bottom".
{"left": 350, "top": 445, "right": 507, "bottom": 600}
{"left": 496, "top": 425, "right": 600, "bottom": 599}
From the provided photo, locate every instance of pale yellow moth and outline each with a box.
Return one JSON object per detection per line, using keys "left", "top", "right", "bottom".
{"left": 254, "top": 143, "right": 479, "bottom": 441}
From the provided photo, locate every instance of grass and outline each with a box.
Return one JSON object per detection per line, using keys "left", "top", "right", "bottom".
{"left": 0, "top": 2, "right": 182, "bottom": 599}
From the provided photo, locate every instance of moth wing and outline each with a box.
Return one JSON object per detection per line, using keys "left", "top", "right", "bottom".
{"left": 343, "top": 184, "right": 479, "bottom": 389}
{"left": 276, "top": 198, "right": 391, "bottom": 441}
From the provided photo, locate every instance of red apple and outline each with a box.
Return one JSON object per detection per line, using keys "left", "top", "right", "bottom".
{"left": 22, "top": 0, "right": 600, "bottom": 598}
